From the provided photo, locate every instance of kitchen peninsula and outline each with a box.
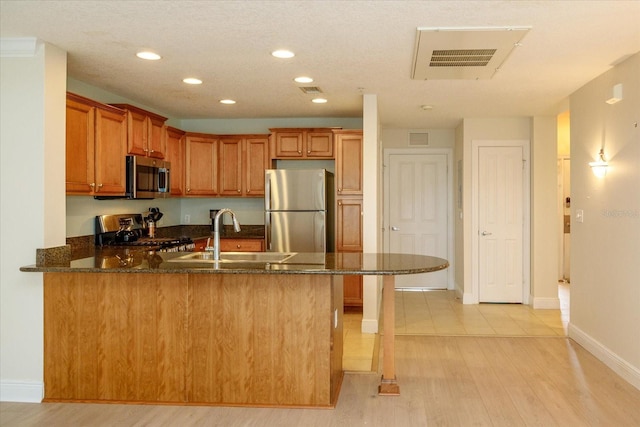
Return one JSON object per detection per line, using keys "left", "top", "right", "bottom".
{"left": 22, "top": 252, "right": 448, "bottom": 407}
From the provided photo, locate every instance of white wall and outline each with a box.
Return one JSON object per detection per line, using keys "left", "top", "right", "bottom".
{"left": 1, "top": 40, "right": 66, "bottom": 402}
{"left": 569, "top": 52, "right": 640, "bottom": 388}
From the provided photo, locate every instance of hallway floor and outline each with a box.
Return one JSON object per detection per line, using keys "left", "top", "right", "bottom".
{"left": 343, "top": 283, "right": 570, "bottom": 372}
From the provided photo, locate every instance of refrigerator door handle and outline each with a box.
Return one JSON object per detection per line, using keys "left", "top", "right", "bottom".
{"left": 265, "top": 212, "right": 271, "bottom": 251}
{"left": 264, "top": 172, "right": 271, "bottom": 212}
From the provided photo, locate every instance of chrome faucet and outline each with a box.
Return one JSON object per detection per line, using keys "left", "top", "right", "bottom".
{"left": 206, "top": 208, "right": 241, "bottom": 260}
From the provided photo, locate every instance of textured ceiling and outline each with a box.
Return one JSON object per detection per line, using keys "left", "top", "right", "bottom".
{"left": 1, "top": 1, "right": 639, "bottom": 129}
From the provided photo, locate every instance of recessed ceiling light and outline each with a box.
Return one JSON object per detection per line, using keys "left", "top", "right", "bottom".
{"left": 219, "top": 99, "right": 236, "bottom": 104}
{"left": 294, "top": 76, "right": 314, "bottom": 83}
{"left": 272, "top": 49, "right": 295, "bottom": 59}
{"left": 136, "top": 51, "right": 161, "bottom": 60}
{"left": 183, "top": 78, "right": 202, "bottom": 85}
{"left": 312, "top": 98, "right": 328, "bottom": 104}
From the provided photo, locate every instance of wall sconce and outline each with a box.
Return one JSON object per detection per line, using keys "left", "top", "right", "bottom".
{"left": 589, "top": 149, "right": 608, "bottom": 178}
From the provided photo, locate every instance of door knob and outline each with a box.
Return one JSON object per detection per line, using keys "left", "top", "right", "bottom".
{"left": 481, "top": 231, "right": 492, "bottom": 236}
{"left": 391, "top": 226, "right": 399, "bottom": 231}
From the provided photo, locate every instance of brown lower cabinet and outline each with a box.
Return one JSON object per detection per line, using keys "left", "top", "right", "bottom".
{"left": 336, "top": 198, "right": 363, "bottom": 307}
{"left": 43, "top": 272, "right": 343, "bottom": 407}
{"left": 192, "top": 238, "right": 264, "bottom": 252}
{"left": 343, "top": 274, "right": 363, "bottom": 307}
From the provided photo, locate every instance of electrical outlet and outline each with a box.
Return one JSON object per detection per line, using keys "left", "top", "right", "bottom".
{"left": 184, "top": 214, "right": 191, "bottom": 224}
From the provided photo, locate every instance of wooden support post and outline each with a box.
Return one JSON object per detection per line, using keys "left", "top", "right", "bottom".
{"left": 378, "top": 275, "right": 400, "bottom": 395}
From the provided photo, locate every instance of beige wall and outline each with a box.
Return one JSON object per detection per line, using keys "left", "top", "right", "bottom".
{"left": 381, "top": 128, "right": 455, "bottom": 149}
{"left": 569, "top": 52, "right": 640, "bottom": 386}
{"left": 557, "top": 110, "right": 571, "bottom": 157}
{"left": 458, "top": 117, "right": 533, "bottom": 303}
{"left": 1, "top": 41, "right": 66, "bottom": 401}
{"left": 531, "top": 116, "right": 561, "bottom": 308}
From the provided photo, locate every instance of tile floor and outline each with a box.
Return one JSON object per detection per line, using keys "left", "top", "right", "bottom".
{"left": 342, "top": 283, "right": 570, "bottom": 372}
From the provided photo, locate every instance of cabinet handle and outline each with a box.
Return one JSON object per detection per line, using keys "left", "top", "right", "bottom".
{"left": 298, "top": 150, "right": 302, "bottom": 154}
{"left": 187, "top": 188, "right": 191, "bottom": 193}
{"left": 307, "top": 150, "right": 311, "bottom": 154}
{"left": 338, "top": 188, "right": 342, "bottom": 193}
{"left": 236, "top": 244, "right": 241, "bottom": 249}
{"left": 338, "top": 201, "right": 342, "bottom": 206}
{"left": 237, "top": 189, "right": 241, "bottom": 193}
{"left": 143, "top": 148, "right": 148, "bottom": 152}
{"left": 89, "top": 183, "right": 95, "bottom": 189}
{"left": 150, "top": 149, "right": 154, "bottom": 153}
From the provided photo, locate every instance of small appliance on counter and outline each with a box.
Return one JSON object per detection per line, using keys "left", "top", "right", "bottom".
{"left": 95, "top": 213, "right": 194, "bottom": 252}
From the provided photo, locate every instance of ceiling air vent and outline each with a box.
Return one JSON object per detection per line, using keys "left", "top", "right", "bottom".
{"left": 408, "top": 132, "right": 429, "bottom": 146}
{"left": 299, "top": 86, "right": 323, "bottom": 94}
{"left": 411, "top": 27, "right": 530, "bottom": 80}
{"left": 430, "top": 49, "right": 497, "bottom": 67}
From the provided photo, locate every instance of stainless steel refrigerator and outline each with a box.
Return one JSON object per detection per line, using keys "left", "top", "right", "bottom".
{"left": 265, "top": 169, "right": 335, "bottom": 253}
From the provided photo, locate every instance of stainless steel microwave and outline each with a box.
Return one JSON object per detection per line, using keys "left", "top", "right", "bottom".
{"left": 126, "top": 155, "right": 170, "bottom": 199}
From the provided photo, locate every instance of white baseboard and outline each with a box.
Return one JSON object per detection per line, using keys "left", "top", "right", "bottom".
{"left": 361, "top": 318, "right": 378, "bottom": 334}
{"left": 0, "top": 380, "right": 44, "bottom": 403}
{"left": 532, "top": 296, "right": 561, "bottom": 309}
{"left": 462, "top": 292, "right": 476, "bottom": 304}
{"left": 569, "top": 323, "right": 640, "bottom": 391}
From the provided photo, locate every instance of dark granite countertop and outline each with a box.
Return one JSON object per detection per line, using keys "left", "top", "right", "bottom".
{"left": 62, "top": 224, "right": 266, "bottom": 261}
{"left": 21, "top": 251, "right": 449, "bottom": 276}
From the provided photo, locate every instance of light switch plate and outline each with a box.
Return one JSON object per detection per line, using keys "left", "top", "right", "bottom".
{"left": 576, "top": 209, "right": 584, "bottom": 223}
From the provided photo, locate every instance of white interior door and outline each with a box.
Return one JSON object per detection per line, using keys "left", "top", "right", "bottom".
{"left": 478, "top": 146, "right": 524, "bottom": 302}
{"left": 388, "top": 153, "right": 448, "bottom": 288}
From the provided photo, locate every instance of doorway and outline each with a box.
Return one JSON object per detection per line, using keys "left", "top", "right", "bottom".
{"left": 558, "top": 157, "right": 571, "bottom": 282}
{"left": 471, "top": 140, "right": 531, "bottom": 304}
{"left": 384, "top": 149, "right": 453, "bottom": 289}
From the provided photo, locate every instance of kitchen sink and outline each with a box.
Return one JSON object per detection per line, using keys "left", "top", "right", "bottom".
{"left": 169, "top": 251, "right": 296, "bottom": 264}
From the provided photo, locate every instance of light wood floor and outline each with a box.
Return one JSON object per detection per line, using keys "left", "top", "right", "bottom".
{"left": 3, "top": 335, "right": 640, "bottom": 426}
{"left": 5, "top": 283, "right": 640, "bottom": 426}
{"left": 343, "top": 284, "right": 570, "bottom": 372}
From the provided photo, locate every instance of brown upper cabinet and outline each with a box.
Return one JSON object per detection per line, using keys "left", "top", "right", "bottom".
{"left": 66, "top": 93, "right": 127, "bottom": 196}
{"left": 111, "top": 104, "right": 168, "bottom": 159}
{"left": 334, "top": 130, "right": 363, "bottom": 196}
{"left": 165, "top": 126, "right": 186, "bottom": 196}
{"left": 269, "top": 128, "right": 336, "bottom": 159}
{"left": 185, "top": 133, "right": 218, "bottom": 197}
{"left": 218, "top": 135, "right": 269, "bottom": 197}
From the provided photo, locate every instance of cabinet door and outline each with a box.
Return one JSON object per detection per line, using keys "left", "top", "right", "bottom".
{"left": 185, "top": 136, "right": 218, "bottom": 196}
{"left": 125, "top": 109, "right": 149, "bottom": 157}
{"left": 166, "top": 127, "right": 185, "bottom": 196}
{"left": 336, "top": 132, "right": 363, "bottom": 196}
{"left": 94, "top": 106, "right": 127, "bottom": 196}
{"left": 245, "top": 137, "right": 268, "bottom": 196}
{"left": 148, "top": 116, "right": 166, "bottom": 159}
{"left": 218, "top": 138, "right": 243, "bottom": 196}
{"left": 343, "top": 275, "right": 363, "bottom": 307}
{"left": 274, "top": 131, "right": 304, "bottom": 157}
{"left": 66, "top": 97, "right": 95, "bottom": 194}
{"left": 336, "top": 198, "right": 363, "bottom": 251}
{"left": 306, "top": 131, "right": 333, "bottom": 158}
